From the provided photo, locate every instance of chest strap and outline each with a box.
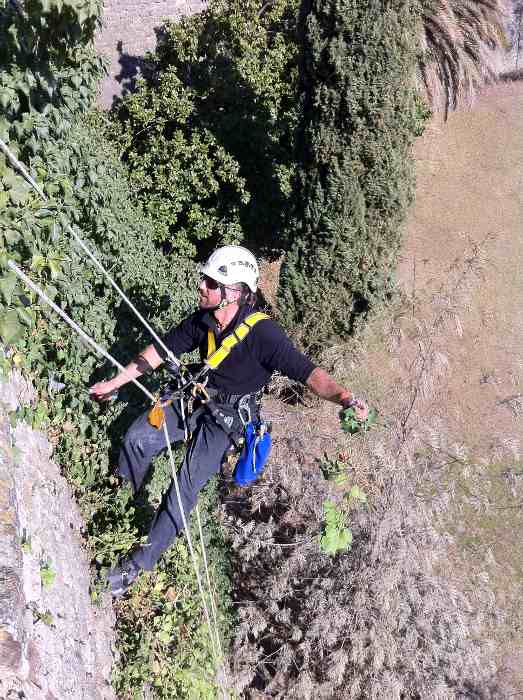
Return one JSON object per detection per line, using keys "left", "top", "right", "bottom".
{"left": 206, "top": 311, "right": 269, "bottom": 370}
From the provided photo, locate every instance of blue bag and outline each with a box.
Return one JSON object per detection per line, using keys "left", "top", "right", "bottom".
{"left": 233, "top": 421, "right": 272, "bottom": 487}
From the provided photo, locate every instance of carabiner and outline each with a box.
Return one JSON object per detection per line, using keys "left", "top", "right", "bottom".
{"left": 192, "top": 382, "right": 210, "bottom": 404}
{"left": 237, "top": 394, "right": 252, "bottom": 426}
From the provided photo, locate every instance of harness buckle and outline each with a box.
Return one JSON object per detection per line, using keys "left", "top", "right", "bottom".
{"left": 193, "top": 382, "right": 210, "bottom": 404}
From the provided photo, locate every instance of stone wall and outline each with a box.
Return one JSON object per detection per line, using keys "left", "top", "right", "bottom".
{"left": 95, "top": 1, "right": 521, "bottom": 107}
{"left": 503, "top": 1, "right": 523, "bottom": 76}
{"left": 0, "top": 369, "right": 115, "bottom": 700}
{"left": 95, "top": 0, "right": 208, "bottom": 107}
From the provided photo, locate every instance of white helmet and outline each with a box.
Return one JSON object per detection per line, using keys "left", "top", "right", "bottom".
{"left": 201, "top": 245, "right": 259, "bottom": 293}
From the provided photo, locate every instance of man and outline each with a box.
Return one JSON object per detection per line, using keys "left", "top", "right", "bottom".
{"left": 90, "top": 245, "right": 368, "bottom": 596}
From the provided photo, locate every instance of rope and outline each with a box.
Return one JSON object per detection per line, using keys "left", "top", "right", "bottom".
{"left": 162, "top": 431, "right": 224, "bottom": 684}
{"left": 8, "top": 261, "right": 229, "bottom": 695}
{"left": 3, "top": 137, "right": 229, "bottom": 695}
{"left": 196, "top": 504, "right": 229, "bottom": 690}
{"left": 7, "top": 262, "right": 155, "bottom": 402}
{"left": 0, "top": 137, "right": 179, "bottom": 367}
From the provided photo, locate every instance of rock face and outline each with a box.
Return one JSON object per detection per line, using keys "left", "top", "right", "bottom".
{"left": 95, "top": 0, "right": 208, "bottom": 107}
{"left": 0, "top": 369, "right": 115, "bottom": 700}
{"left": 501, "top": 1, "right": 523, "bottom": 75}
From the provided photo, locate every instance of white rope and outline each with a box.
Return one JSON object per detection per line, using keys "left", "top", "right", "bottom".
{"left": 196, "top": 504, "right": 229, "bottom": 691}
{"left": 9, "top": 261, "right": 229, "bottom": 695}
{"left": 3, "top": 139, "right": 230, "bottom": 695}
{"left": 162, "top": 430, "right": 221, "bottom": 673}
{"left": 7, "top": 261, "right": 155, "bottom": 402}
{"left": 0, "top": 137, "right": 179, "bottom": 367}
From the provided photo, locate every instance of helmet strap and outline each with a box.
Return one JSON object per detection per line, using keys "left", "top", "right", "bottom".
{"left": 218, "top": 285, "right": 230, "bottom": 309}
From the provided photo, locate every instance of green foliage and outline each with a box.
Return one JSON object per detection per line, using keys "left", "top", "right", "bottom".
{"left": 277, "top": 0, "right": 423, "bottom": 353}
{"left": 0, "top": 0, "right": 103, "bottom": 149}
{"left": 319, "top": 452, "right": 349, "bottom": 485}
{"left": 345, "top": 485, "right": 367, "bottom": 504}
{"left": 114, "top": 0, "right": 300, "bottom": 258}
{"left": 318, "top": 459, "right": 368, "bottom": 556}
{"left": 319, "top": 500, "right": 353, "bottom": 556}
{"left": 340, "top": 406, "right": 377, "bottom": 435}
{"left": 31, "top": 605, "right": 54, "bottom": 626}
{"left": 112, "top": 473, "right": 234, "bottom": 699}
{"left": 1, "top": 3, "right": 233, "bottom": 696}
{"left": 40, "top": 561, "right": 56, "bottom": 588}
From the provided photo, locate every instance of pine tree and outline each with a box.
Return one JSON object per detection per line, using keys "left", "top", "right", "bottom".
{"left": 277, "top": 0, "right": 421, "bottom": 353}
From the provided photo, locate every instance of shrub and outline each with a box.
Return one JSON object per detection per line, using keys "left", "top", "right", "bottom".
{"left": 419, "top": 0, "right": 509, "bottom": 114}
{"left": 277, "top": 0, "right": 422, "bottom": 354}
{"left": 114, "top": 0, "right": 301, "bottom": 258}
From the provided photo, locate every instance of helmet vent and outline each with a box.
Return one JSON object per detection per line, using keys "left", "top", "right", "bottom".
{"left": 218, "top": 265, "right": 228, "bottom": 275}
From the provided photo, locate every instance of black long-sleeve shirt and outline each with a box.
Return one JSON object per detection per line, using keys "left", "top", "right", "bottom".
{"left": 154, "top": 305, "right": 316, "bottom": 395}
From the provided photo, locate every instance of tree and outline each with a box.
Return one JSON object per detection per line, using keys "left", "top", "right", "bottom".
{"left": 277, "top": 0, "right": 421, "bottom": 353}
{"left": 419, "top": 0, "right": 509, "bottom": 115}
{"left": 115, "top": 0, "right": 301, "bottom": 259}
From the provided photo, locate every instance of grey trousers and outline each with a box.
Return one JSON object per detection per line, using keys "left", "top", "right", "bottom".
{"left": 118, "top": 402, "right": 234, "bottom": 571}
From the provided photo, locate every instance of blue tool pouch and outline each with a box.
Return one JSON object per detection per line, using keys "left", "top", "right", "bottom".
{"left": 233, "top": 421, "right": 272, "bottom": 486}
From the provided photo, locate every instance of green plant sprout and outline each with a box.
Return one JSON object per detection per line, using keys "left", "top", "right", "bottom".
{"left": 319, "top": 501, "right": 353, "bottom": 556}
{"left": 345, "top": 485, "right": 367, "bottom": 504}
{"left": 340, "top": 406, "right": 377, "bottom": 435}
{"left": 319, "top": 453, "right": 349, "bottom": 485}
{"left": 40, "top": 562, "right": 56, "bottom": 589}
{"left": 319, "top": 485, "right": 368, "bottom": 556}
{"left": 31, "top": 605, "right": 54, "bottom": 627}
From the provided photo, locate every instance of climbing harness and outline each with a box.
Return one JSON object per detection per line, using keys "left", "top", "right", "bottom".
{"left": 146, "top": 310, "right": 274, "bottom": 484}
{"left": 2, "top": 140, "right": 230, "bottom": 697}
{"left": 147, "top": 311, "right": 270, "bottom": 448}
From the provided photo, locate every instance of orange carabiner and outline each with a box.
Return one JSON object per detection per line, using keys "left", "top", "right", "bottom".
{"left": 148, "top": 400, "right": 165, "bottom": 429}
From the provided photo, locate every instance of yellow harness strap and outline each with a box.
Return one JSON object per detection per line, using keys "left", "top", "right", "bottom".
{"left": 206, "top": 311, "right": 269, "bottom": 369}
{"left": 207, "top": 328, "right": 216, "bottom": 358}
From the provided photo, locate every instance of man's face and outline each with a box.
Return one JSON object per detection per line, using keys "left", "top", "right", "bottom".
{"left": 198, "top": 275, "right": 222, "bottom": 309}
{"left": 198, "top": 276, "right": 242, "bottom": 309}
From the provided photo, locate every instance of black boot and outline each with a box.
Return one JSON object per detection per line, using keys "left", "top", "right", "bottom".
{"left": 107, "top": 557, "right": 141, "bottom": 598}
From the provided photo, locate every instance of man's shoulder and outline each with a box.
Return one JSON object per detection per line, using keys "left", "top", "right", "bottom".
{"left": 244, "top": 312, "right": 287, "bottom": 343}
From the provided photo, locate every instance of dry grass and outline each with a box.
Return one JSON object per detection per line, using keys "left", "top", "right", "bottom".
{"left": 221, "top": 79, "right": 523, "bottom": 699}
{"left": 220, "top": 236, "right": 518, "bottom": 698}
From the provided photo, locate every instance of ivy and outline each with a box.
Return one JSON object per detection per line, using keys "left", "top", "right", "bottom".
{"left": 1, "top": 2, "right": 233, "bottom": 696}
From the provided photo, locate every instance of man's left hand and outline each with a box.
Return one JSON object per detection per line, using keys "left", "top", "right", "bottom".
{"left": 341, "top": 397, "right": 369, "bottom": 422}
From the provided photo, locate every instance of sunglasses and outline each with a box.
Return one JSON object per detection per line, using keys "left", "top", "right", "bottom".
{"left": 201, "top": 275, "right": 243, "bottom": 295}
{"left": 201, "top": 275, "right": 220, "bottom": 290}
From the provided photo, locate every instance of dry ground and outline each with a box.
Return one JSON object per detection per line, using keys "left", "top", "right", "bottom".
{"left": 399, "top": 79, "right": 522, "bottom": 463}
{"left": 248, "top": 79, "right": 523, "bottom": 696}
{"left": 396, "top": 78, "right": 523, "bottom": 694}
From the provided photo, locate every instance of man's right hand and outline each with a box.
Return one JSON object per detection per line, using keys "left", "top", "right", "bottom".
{"left": 89, "top": 380, "right": 118, "bottom": 402}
